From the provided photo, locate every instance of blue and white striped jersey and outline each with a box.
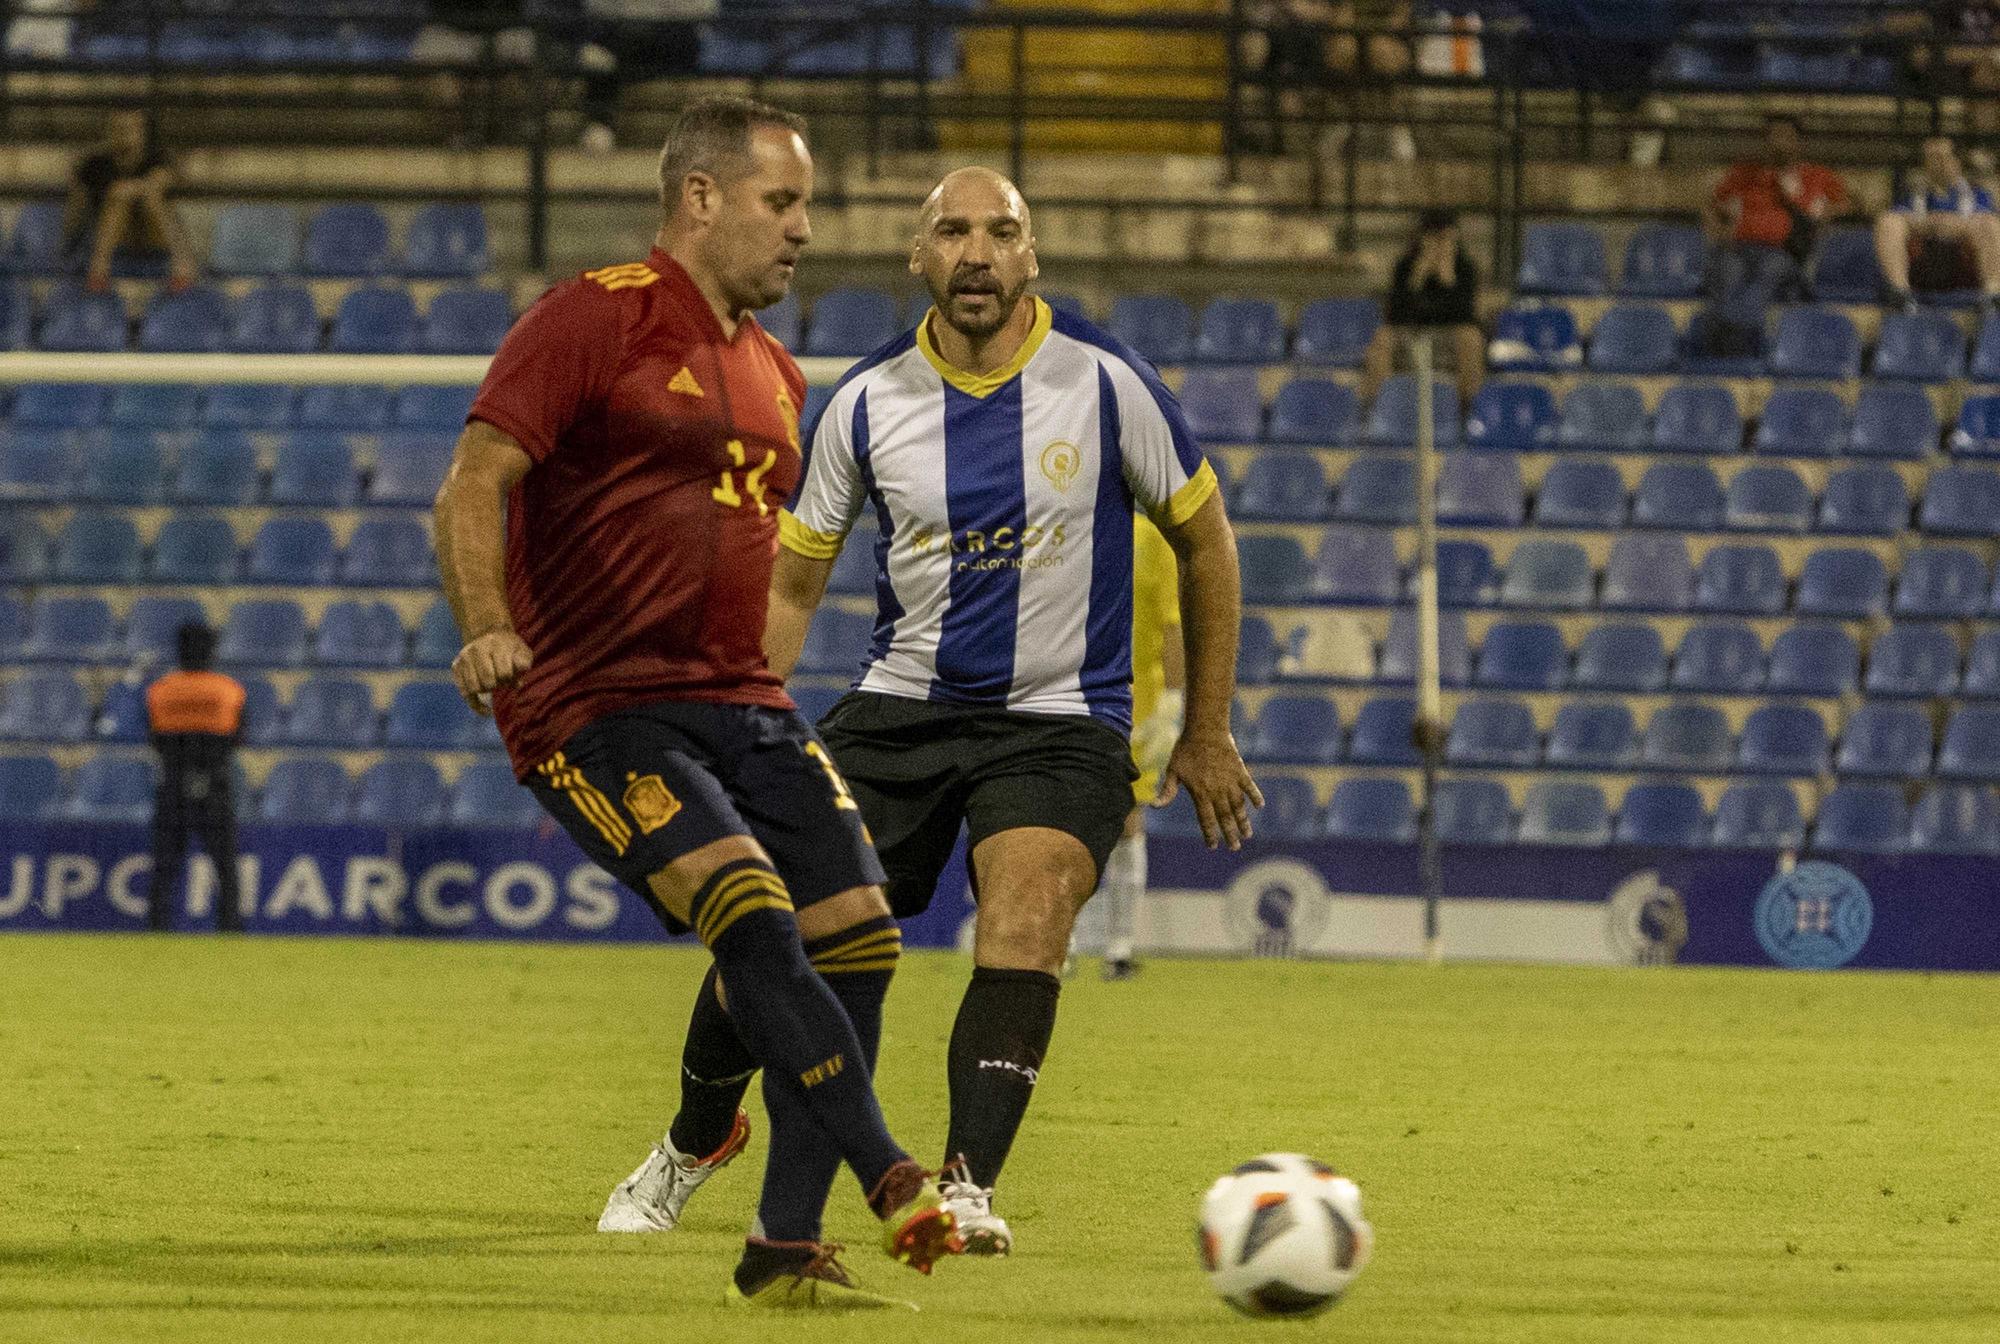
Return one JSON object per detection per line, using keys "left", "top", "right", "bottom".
{"left": 780, "top": 297, "right": 1216, "bottom": 732}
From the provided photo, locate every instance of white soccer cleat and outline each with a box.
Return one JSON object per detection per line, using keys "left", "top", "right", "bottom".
{"left": 939, "top": 1161, "right": 1012, "bottom": 1257}
{"left": 597, "top": 1109, "right": 750, "bottom": 1233}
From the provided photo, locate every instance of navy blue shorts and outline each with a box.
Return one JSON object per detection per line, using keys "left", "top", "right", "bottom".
{"left": 525, "top": 701, "right": 886, "bottom": 935}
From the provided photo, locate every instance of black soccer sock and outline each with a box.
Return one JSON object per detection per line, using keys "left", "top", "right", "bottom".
{"left": 692, "top": 861, "right": 908, "bottom": 1200}
{"left": 751, "top": 918, "right": 901, "bottom": 1242}
{"left": 667, "top": 965, "right": 757, "bottom": 1161}
{"left": 944, "top": 965, "right": 1062, "bottom": 1189}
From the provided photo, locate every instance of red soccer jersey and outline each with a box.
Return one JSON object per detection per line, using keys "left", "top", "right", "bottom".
{"left": 1714, "top": 161, "right": 1847, "bottom": 248}
{"left": 468, "top": 248, "right": 804, "bottom": 777}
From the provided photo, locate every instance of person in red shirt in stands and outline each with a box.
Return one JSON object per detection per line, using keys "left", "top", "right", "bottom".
{"left": 1704, "top": 113, "right": 1848, "bottom": 303}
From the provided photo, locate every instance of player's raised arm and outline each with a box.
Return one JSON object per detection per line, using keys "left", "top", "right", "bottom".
{"left": 434, "top": 419, "right": 534, "bottom": 713}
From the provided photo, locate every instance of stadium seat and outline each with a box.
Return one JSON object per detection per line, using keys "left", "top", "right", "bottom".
{"left": 1334, "top": 454, "right": 1415, "bottom": 525}
{"left": 1177, "top": 367, "right": 1263, "bottom": 442}
{"left": 1499, "top": 539, "right": 1594, "bottom": 609}
{"left": 1586, "top": 303, "right": 1677, "bottom": 374}
{"left": 1487, "top": 305, "right": 1583, "bottom": 371}
{"left": 1752, "top": 387, "right": 1848, "bottom": 458}
{"left": 22, "top": 596, "right": 114, "bottom": 662}
{"left": 1602, "top": 535, "right": 1693, "bottom": 612}
{"left": 0, "top": 428, "right": 80, "bottom": 502}
{"left": 1263, "top": 378, "right": 1357, "bottom": 445}
{"left": 1572, "top": 623, "right": 1667, "bottom": 692}
{"left": 95, "top": 679, "right": 150, "bottom": 744}
{"left": 1695, "top": 544, "right": 1784, "bottom": 618}
{"left": 1812, "top": 783, "right": 1908, "bottom": 853}
{"left": 1105, "top": 293, "right": 1192, "bottom": 365}
{"left": 1324, "top": 777, "right": 1415, "bottom": 842}
{"left": 1192, "top": 298, "right": 1284, "bottom": 363}
{"left": 1650, "top": 384, "right": 1741, "bottom": 454}
{"left": 758, "top": 289, "right": 802, "bottom": 350}
{"left": 368, "top": 432, "right": 455, "bottom": 505}
{"left": 1738, "top": 705, "right": 1830, "bottom": 775}
{"left": 63, "top": 755, "right": 156, "bottom": 823}
{"left": 1620, "top": 223, "right": 1708, "bottom": 298}
{"left": 10, "top": 382, "right": 107, "bottom": 428}
{"left": 1446, "top": 697, "right": 1539, "bottom": 768}
{"left": 150, "top": 514, "right": 239, "bottom": 584}
{"left": 1713, "top": 781, "right": 1805, "bottom": 849}
{"left": 402, "top": 202, "right": 490, "bottom": 278}
{"left": 1464, "top": 382, "right": 1558, "bottom": 451}
{"left": 0, "top": 668, "right": 89, "bottom": 741}
{"left": 296, "top": 383, "right": 391, "bottom": 431}
{"left": 1810, "top": 227, "right": 1883, "bottom": 302}
{"left": 1951, "top": 394, "right": 2000, "bottom": 457}
{"left": 1290, "top": 298, "right": 1379, "bottom": 366}
{"left": 1768, "top": 625, "right": 1859, "bottom": 696}
{"left": 1436, "top": 539, "right": 1496, "bottom": 607}
{"left": 805, "top": 288, "right": 905, "bottom": 357}
{"left": 341, "top": 518, "right": 433, "bottom": 588}
{"left": 355, "top": 760, "right": 447, "bottom": 828}
{"left": 280, "top": 676, "right": 379, "bottom": 748}
{"left": 1346, "top": 696, "right": 1420, "bottom": 766}
{"left": 305, "top": 203, "right": 392, "bottom": 276}
{"left": 1362, "top": 376, "right": 1459, "bottom": 448}
{"left": 0, "top": 596, "right": 23, "bottom": 661}
{"left": 1616, "top": 782, "right": 1709, "bottom": 847}
{"left": 1920, "top": 467, "right": 2000, "bottom": 536}
{"left": 0, "top": 753, "right": 62, "bottom": 820}
{"left": 448, "top": 761, "right": 543, "bottom": 828}
{"left": 219, "top": 599, "right": 309, "bottom": 667}
{"left": 270, "top": 432, "right": 360, "bottom": 507}
{"left": 1556, "top": 382, "right": 1647, "bottom": 452}
{"left": 303, "top": 596, "right": 403, "bottom": 667}
{"left": 3, "top": 200, "right": 67, "bottom": 272}
{"left": 1237, "top": 616, "right": 1282, "bottom": 685}
{"left": 51, "top": 513, "right": 140, "bottom": 583}
{"left": 1795, "top": 548, "right": 1889, "bottom": 619}
{"left": 1244, "top": 695, "right": 1340, "bottom": 764}
{"left": 78, "top": 430, "right": 168, "bottom": 504}
{"left": 245, "top": 517, "right": 337, "bottom": 586}
{"left": 1910, "top": 784, "right": 2000, "bottom": 854}
{"left": 1433, "top": 778, "right": 1514, "bottom": 844}
{"left": 1896, "top": 546, "right": 1988, "bottom": 618}
{"left": 1939, "top": 705, "right": 2000, "bottom": 780}
{"left": 1307, "top": 529, "right": 1398, "bottom": 604}
{"left": 1966, "top": 627, "right": 2000, "bottom": 697}
{"left": 1474, "top": 621, "right": 1566, "bottom": 691}
{"left": 393, "top": 384, "right": 477, "bottom": 431}
{"left": 259, "top": 758, "right": 353, "bottom": 824}
{"left": 1836, "top": 702, "right": 1933, "bottom": 778}
{"left": 168, "top": 429, "right": 257, "bottom": 506}
{"left": 1237, "top": 535, "right": 1311, "bottom": 605}
{"left": 37, "top": 281, "right": 126, "bottom": 352}
{"left": 1973, "top": 314, "right": 2000, "bottom": 382}
{"left": 1849, "top": 385, "right": 1937, "bottom": 459}
{"left": 1436, "top": 454, "right": 1523, "bottom": 525}
{"left": 1723, "top": 466, "right": 1811, "bottom": 533}
{"left": 1874, "top": 310, "right": 1965, "bottom": 381}
{"left": 227, "top": 282, "right": 320, "bottom": 354}
{"left": 0, "top": 278, "right": 26, "bottom": 350}
{"left": 330, "top": 285, "right": 418, "bottom": 354}
{"left": 410, "top": 599, "right": 459, "bottom": 669}
{"left": 209, "top": 203, "right": 301, "bottom": 276}
{"left": 1632, "top": 462, "right": 1723, "bottom": 530}
{"left": 798, "top": 609, "right": 873, "bottom": 676}
{"left": 1380, "top": 607, "right": 1471, "bottom": 686}
{"left": 420, "top": 286, "right": 512, "bottom": 354}
{"left": 1817, "top": 466, "right": 1908, "bottom": 536}
{"left": 106, "top": 382, "right": 200, "bottom": 431}
{"left": 1641, "top": 702, "right": 1732, "bottom": 771}
{"left": 384, "top": 681, "right": 485, "bottom": 750}
{"left": 1671, "top": 622, "right": 1764, "bottom": 693}
{"left": 1545, "top": 701, "right": 1638, "bottom": 768}
{"left": 1518, "top": 781, "right": 1611, "bottom": 846}
{"left": 826, "top": 527, "right": 878, "bottom": 597}
{"left": 138, "top": 285, "right": 228, "bottom": 353}
{"left": 1767, "top": 307, "right": 1860, "bottom": 379}
{"left": 1516, "top": 222, "right": 1608, "bottom": 295}
{"left": 121, "top": 597, "right": 209, "bottom": 663}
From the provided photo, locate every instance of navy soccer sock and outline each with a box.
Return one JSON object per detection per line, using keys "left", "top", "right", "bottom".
{"left": 943, "top": 966, "right": 1062, "bottom": 1188}
{"left": 667, "top": 966, "right": 757, "bottom": 1161}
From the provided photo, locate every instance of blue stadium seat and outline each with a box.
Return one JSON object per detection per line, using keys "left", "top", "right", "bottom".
{"left": 1475, "top": 620, "right": 1566, "bottom": 690}
{"left": 11, "top": 382, "right": 106, "bottom": 428}
{"left": 1650, "top": 384, "right": 1742, "bottom": 454}
{"left": 1324, "top": 777, "right": 1415, "bottom": 842}
{"left": 1586, "top": 303, "right": 1677, "bottom": 374}
{"left": 1795, "top": 548, "right": 1889, "bottom": 619}
{"left": 1738, "top": 704, "right": 1829, "bottom": 775}
{"left": 1896, "top": 545, "right": 1988, "bottom": 618}
{"left": 1291, "top": 298, "right": 1379, "bottom": 366}
{"left": 1817, "top": 466, "right": 1908, "bottom": 536}
{"left": 1556, "top": 382, "right": 1647, "bottom": 452}
{"left": 313, "top": 599, "right": 406, "bottom": 668}
{"left": 121, "top": 597, "right": 209, "bottom": 663}
{"left": 1616, "top": 782, "right": 1709, "bottom": 847}
{"left": 1308, "top": 529, "right": 1399, "bottom": 604}
{"left": 106, "top": 382, "right": 200, "bottom": 431}
{"left": 1753, "top": 387, "right": 1848, "bottom": 458}
{"left": 1237, "top": 616, "right": 1282, "bottom": 685}
{"left": 402, "top": 203, "right": 490, "bottom": 278}
{"left": 1518, "top": 781, "right": 1611, "bottom": 846}
{"left": 1812, "top": 783, "right": 1908, "bottom": 853}
{"left": 340, "top": 518, "right": 433, "bottom": 587}
{"left": 280, "top": 676, "right": 380, "bottom": 748}
{"left": 209, "top": 203, "right": 301, "bottom": 276}
{"left": 393, "top": 384, "right": 477, "bottom": 431}
{"left": 1603, "top": 534, "right": 1693, "bottom": 612}
{"left": 1951, "top": 393, "right": 2000, "bottom": 457}
{"left": 1437, "top": 454, "right": 1523, "bottom": 525}
{"left": 52, "top": 513, "right": 141, "bottom": 582}
{"left": 1531, "top": 460, "right": 1624, "bottom": 528}
{"left": 0, "top": 428, "right": 80, "bottom": 502}
{"left": 220, "top": 599, "right": 309, "bottom": 667}
{"left": 1920, "top": 467, "right": 2000, "bottom": 536}
{"left": 826, "top": 526, "right": 877, "bottom": 597}
{"left": 0, "top": 753, "right": 62, "bottom": 820}
{"left": 1767, "top": 307, "right": 1860, "bottom": 379}
{"left": 760, "top": 290, "right": 802, "bottom": 350}
{"left": 270, "top": 432, "right": 360, "bottom": 507}
{"left": 1910, "top": 784, "right": 2000, "bottom": 854}
{"left": 1968, "top": 629, "right": 2000, "bottom": 696}
{"left": 1939, "top": 705, "right": 2000, "bottom": 780}
{"left": 37, "top": 281, "right": 126, "bottom": 352}
{"left": 22, "top": 596, "right": 114, "bottom": 662}
{"left": 4, "top": 201, "right": 68, "bottom": 273}
{"left": 1848, "top": 385, "right": 1937, "bottom": 459}
{"left": 1347, "top": 696, "right": 1420, "bottom": 766}
{"left": 0, "top": 278, "right": 27, "bottom": 350}
{"left": 1426, "top": 540, "right": 1490, "bottom": 609}
{"left": 1723, "top": 466, "right": 1811, "bottom": 533}
{"left": 227, "top": 282, "right": 320, "bottom": 354}
{"left": 1641, "top": 702, "right": 1732, "bottom": 771}
{"left": 1874, "top": 311, "right": 1965, "bottom": 382}
{"left": 1237, "top": 535, "right": 1311, "bottom": 604}
{"left": 1768, "top": 625, "right": 1859, "bottom": 696}
{"left": 305, "top": 203, "right": 392, "bottom": 276}
{"left": 420, "top": 287, "right": 512, "bottom": 354}
{"left": 1106, "top": 293, "right": 1192, "bottom": 365}
{"left": 1545, "top": 701, "right": 1638, "bottom": 768}
{"left": 246, "top": 519, "right": 336, "bottom": 588}
{"left": 138, "top": 286, "right": 229, "bottom": 353}
{"left": 296, "top": 383, "right": 391, "bottom": 431}
{"left": 1433, "top": 778, "right": 1514, "bottom": 844}
{"left": 95, "top": 680, "right": 150, "bottom": 745}
{"left": 448, "top": 761, "right": 542, "bottom": 828}
{"left": 1837, "top": 702, "right": 1933, "bottom": 777}
{"left": 171, "top": 430, "right": 258, "bottom": 506}
{"left": 78, "top": 430, "right": 168, "bottom": 504}
{"left": 1334, "top": 454, "right": 1416, "bottom": 525}
{"left": 1500, "top": 539, "right": 1594, "bottom": 609}
{"left": 1810, "top": 227, "right": 1882, "bottom": 302}
{"left": 368, "top": 432, "right": 454, "bottom": 505}
{"left": 1362, "top": 376, "right": 1459, "bottom": 448}
{"left": 1671, "top": 622, "right": 1764, "bottom": 693}
{"left": 1464, "top": 382, "right": 1557, "bottom": 451}
{"left": 259, "top": 758, "right": 353, "bottom": 824}
{"left": 0, "top": 670, "right": 88, "bottom": 741}
{"left": 1973, "top": 314, "right": 2000, "bottom": 382}
{"left": 63, "top": 755, "right": 156, "bottom": 823}
{"left": 1177, "top": 367, "right": 1263, "bottom": 442}
{"left": 804, "top": 288, "right": 902, "bottom": 357}
{"left": 0, "top": 596, "right": 22, "bottom": 661}
{"left": 1620, "top": 223, "right": 1707, "bottom": 298}
{"left": 355, "top": 759, "right": 447, "bottom": 828}
{"left": 1244, "top": 695, "right": 1341, "bottom": 764}
{"left": 1446, "top": 697, "right": 1539, "bottom": 768}
{"left": 1487, "top": 305, "right": 1583, "bottom": 371}
{"left": 1264, "top": 378, "right": 1357, "bottom": 445}
{"left": 1516, "top": 222, "right": 1608, "bottom": 295}
{"left": 799, "top": 608, "right": 873, "bottom": 676}
{"left": 150, "top": 514, "right": 239, "bottom": 584}
{"left": 410, "top": 599, "right": 459, "bottom": 669}
{"left": 1761, "top": 41, "right": 1853, "bottom": 86}
{"left": 1573, "top": 623, "right": 1666, "bottom": 692}
{"left": 1380, "top": 609, "right": 1471, "bottom": 686}
{"left": 1632, "top": 462, "right": 1723, "bottom": 530}
{"left": 330, "top": 285, "right": 419, "bottom": 354}
{"left": 1192, "top": 298, "right": 1283, "bottom": 363}
{"left": 0, "top": 515, "right": 49, "bottom": 584}
{"left": 1713, "top": 781, "right": 1805, "bottom": 849}
{"left": 386, "top": 681, "right": 491, "bottom": 751}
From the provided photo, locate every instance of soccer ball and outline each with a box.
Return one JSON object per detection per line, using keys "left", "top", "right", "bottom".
{"left": 1197, "top": 1153, "right": 1373, "bottom": 1318}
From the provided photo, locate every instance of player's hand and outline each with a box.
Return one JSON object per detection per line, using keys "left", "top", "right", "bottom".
{"left": 452, "top": 629, "right": 533, "bottom": 715}
{"left": 1154, "top": 726, "right": 1263, "bottom": 852}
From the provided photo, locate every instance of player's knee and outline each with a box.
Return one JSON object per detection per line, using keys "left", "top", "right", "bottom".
{"left": 687, "top": 856, "right": 798, "bottom": 955}
{"left": 804, "top": 907, "right": 903, "bottom": 979}
{"left": 977, "top": 881, "right": 1079, "bottom": 971}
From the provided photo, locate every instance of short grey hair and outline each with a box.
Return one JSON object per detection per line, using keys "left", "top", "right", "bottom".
{"left": 658, "top": 95, "right": 808, "bottom": 212}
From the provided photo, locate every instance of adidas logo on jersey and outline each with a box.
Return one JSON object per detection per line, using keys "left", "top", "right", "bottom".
{"left": 668, "top": 366, "right": 705, "bottom": 397}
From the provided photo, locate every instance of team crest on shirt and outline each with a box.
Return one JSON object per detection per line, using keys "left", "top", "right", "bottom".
{"left": 1040, "top": 440, "right": 1081, "bottom": 492}
{"left": 622, "top": 773, "right": 682, "bottom": 834}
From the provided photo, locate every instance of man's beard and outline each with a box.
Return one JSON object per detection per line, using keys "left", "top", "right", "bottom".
{"left": 933, "top": 275, "right": 1028, "bottom": 339}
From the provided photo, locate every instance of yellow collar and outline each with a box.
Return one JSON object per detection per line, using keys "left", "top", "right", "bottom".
{"left": 916, "top": 297, "right": 1051, "bottom": 398}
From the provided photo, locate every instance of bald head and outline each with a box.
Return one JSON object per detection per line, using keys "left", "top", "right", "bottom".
{"left": 918, "top": 167, "right": 1032, "bottom": 235}
{"left": 911, "top": 167, "right": 1039, "bottom": 343}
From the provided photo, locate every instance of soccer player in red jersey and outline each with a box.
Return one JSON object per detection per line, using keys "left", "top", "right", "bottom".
{"left": 433, "top": 95, "right": 956, "bottom": 1308}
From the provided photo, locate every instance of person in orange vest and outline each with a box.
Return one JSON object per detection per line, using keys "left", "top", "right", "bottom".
{"left": 145, "top": 622, "right": 246, "bottom": 932}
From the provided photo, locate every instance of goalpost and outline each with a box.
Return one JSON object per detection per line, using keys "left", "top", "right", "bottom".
{"left": 1410, "top": 333, "right": 1445, "bottom": 963}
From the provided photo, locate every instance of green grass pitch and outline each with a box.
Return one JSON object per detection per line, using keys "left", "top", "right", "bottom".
{"left": 4, "top": 933, "right": 1999, "bottom": 1343}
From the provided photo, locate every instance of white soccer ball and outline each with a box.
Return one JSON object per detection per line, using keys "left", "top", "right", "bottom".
{"left": 1197, "top": 1153, "right": 1373, "bottom": 1318}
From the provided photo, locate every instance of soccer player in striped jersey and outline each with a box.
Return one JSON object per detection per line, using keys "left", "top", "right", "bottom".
{"left": 433, "top": 96, "right": 957, "bottom": 1309}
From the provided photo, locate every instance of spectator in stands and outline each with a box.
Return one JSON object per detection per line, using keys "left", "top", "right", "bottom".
{"left": 1360, "top": 206, "right": 1483, "bottom": 407}
{"left": 63, "top": 111, "right": 198, "bottom": 293}
{"left": 1896, "top": 3, "right": 2000, "bottom": 135}
{"left": 145, "top": 623, "right": 246, "bottom": 933}
{"left": 1238, "top": 2, "right": 1415, "bottom": 160}
{"left": 1875, "top": 135, "right": 2000, "bottom": 312}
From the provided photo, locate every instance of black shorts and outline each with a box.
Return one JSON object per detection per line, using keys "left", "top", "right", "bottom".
{"left": 525, "top": 700, "right": 885, "bottom": 935}
{"left": 815, "top": 691, "right": 1138, "bottom": 919}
